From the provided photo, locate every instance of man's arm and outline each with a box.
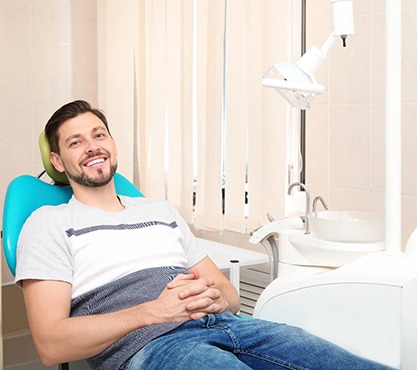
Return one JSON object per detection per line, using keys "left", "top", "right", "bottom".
{"left": 22, "top": 276, "right": 212, "bottom": 366}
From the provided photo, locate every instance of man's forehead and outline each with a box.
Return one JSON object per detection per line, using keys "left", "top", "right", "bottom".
{"left": 59, "top": 114, "right": 108, "bottom": 138}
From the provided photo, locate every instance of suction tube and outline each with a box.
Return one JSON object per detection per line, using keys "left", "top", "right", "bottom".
{"left": 250, "top": 217, "right": 304, "bottom": 280}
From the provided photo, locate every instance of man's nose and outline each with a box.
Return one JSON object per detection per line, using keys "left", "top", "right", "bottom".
{"left": 85, "top": 139, "right": 100, "bottom": 153}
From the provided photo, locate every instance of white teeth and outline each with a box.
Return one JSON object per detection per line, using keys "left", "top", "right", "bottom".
{"left": 86, "top": 158, "right": 105, "bottom": 167}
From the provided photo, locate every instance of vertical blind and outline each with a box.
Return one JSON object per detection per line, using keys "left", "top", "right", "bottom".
{"left": 98, "top": 0, "right": 294, "bottom": 234}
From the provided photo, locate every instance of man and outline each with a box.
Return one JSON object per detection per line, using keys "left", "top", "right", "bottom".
{"left": 16, "top": 101, "right": 393, "bottom": 370}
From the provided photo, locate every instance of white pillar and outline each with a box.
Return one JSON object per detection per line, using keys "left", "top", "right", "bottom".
{"left": 385, "top": 0, "right": 402, "bottom": 252}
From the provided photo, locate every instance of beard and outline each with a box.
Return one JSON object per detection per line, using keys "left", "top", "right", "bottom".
{"left": 66, "top": 162, "right": 118, "bottom": 188}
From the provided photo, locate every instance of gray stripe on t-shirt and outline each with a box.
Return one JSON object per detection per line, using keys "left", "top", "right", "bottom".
{"left": 65, "top": 220, "right": 178, "bottom": 237}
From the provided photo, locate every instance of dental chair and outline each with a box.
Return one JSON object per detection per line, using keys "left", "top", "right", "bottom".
{"left": 2, "top": 132, "right": 143, "bottom": 370}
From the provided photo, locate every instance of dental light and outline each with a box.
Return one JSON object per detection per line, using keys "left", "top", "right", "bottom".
{"left": 263, "top": 0, "right": 355, "bottom": 109}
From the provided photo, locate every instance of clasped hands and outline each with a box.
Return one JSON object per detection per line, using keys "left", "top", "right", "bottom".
{"left": 156, "top": 268, "right": 229, "bottom": 322}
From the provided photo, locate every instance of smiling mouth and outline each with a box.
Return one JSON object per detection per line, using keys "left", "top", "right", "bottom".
{"left": 84, "top": 158, "right": 106, "bottom": 167}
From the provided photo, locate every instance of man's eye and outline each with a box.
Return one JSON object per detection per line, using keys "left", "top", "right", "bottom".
{"left": 70, "top": 141, "right": 80, "bottom": 147}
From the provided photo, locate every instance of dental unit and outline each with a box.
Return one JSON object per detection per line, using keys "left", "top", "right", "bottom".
{"left": 250, "top": 1, "right": 417, "bottom": 369}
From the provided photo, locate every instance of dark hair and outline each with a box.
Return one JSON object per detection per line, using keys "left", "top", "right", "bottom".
{"left": 45, "top": 100, "right": 111, "bottom": 154}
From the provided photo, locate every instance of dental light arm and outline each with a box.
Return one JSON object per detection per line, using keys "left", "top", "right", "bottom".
{"left": 263, "top": 0, "right": 355, "bottom": 109}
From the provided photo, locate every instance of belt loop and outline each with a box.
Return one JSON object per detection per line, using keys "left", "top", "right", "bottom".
{"left": 204, "top": 314, "right": 216, "bottom": 327}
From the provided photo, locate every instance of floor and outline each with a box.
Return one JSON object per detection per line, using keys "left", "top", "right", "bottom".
{"left": 4, "top": 330, "right": 90, "bottom": 369}
{"left": 6, "top": 361, "right": 90, "bottom": 370}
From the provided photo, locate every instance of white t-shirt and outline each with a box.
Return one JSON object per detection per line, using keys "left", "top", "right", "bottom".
{"left": 15, "top": 195, "right": 206, "bottom": 298}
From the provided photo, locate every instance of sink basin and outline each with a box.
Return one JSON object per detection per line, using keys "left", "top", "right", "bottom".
{"left": 279, "top": 229, "right": 385, "bottom": 268}
{"left": 308, "top": 211, "right": 384, "bottom": 243}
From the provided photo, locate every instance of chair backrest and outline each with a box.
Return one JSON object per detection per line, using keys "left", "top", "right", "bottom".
{"left": 2, "top": 173, "right": 144, "bottom": 276}
{"left": 39, "top": 131, "right": 70, "bottom": 185}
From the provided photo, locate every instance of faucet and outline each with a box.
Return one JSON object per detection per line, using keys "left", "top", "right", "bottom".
{"left": 288, "top": 182, "right": 310, "bottom": 234}
{"left": 312, "top": 196, "right": 328, "bottom": 214}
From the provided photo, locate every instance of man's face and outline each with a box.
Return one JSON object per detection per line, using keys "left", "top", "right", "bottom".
{"left": 50, "top": 112, "right": 118, "bottom": 188}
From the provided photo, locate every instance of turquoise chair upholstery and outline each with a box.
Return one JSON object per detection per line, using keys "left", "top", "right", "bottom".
{"left": 2, "top": 173, "right": 144, "bottom": 276}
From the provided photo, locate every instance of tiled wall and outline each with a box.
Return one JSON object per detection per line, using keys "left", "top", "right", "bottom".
{"left": 1, "top": 0, "right": 98, "bottom": 364}
{"left": 0, "top": 0, "right": 98, "bottom": 284}
{"left": 306, "top": 0, "right": 417, "bottom": 249}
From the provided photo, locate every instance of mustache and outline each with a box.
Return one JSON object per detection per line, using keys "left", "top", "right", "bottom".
{"left": 84, "top": 151, "right": 109, "bottom": 158}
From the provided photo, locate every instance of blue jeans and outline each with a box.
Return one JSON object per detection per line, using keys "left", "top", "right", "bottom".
{"left": 121, "top": 312, "right": 394, "bottom": 370}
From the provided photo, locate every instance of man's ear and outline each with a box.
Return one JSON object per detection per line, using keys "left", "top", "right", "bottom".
{"left": 49, "top": 152, "right": 65, "bottom": 173}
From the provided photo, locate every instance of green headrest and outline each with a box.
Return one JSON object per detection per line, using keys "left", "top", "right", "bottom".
{"left": 39, "top": 131, "right": 69, "bottom": 185}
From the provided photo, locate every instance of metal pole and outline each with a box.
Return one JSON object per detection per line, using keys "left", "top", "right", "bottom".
{"left": 300, "top": 0, "right": 307, "bottom": 184}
